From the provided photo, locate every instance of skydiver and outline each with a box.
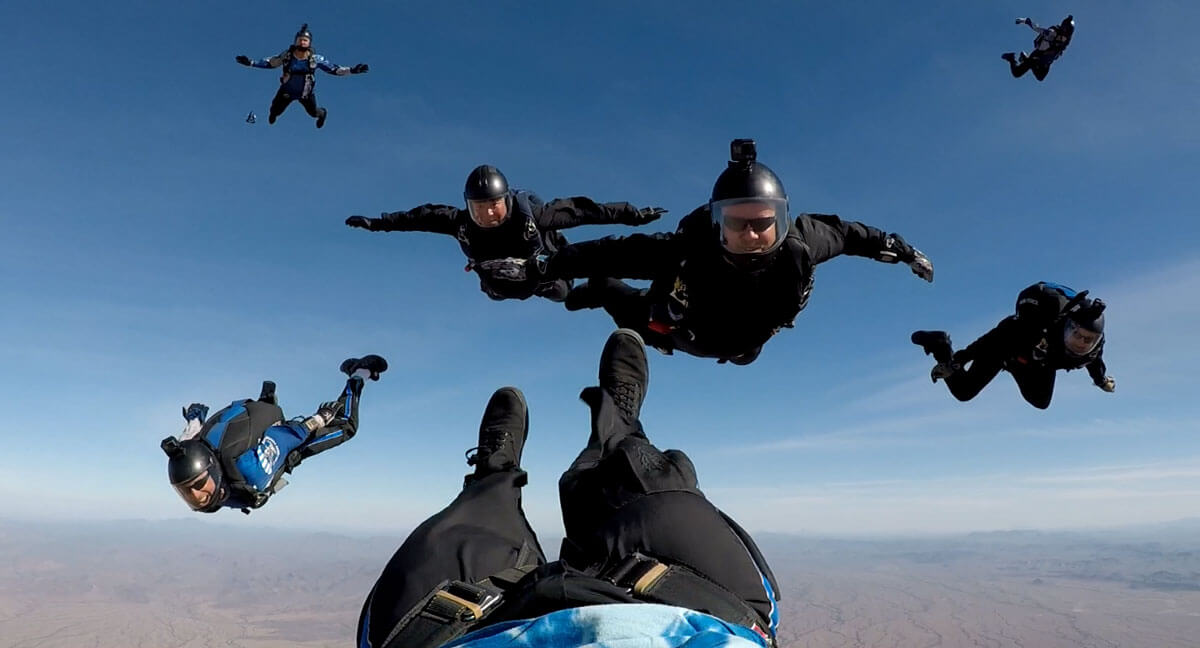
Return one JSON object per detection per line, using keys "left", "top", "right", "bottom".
{"left": 344, "top": 165, "right": 667, "bottom": 302}
{"left": 235, "top": 24, "right": 368, "bottom": 128}
{"left": 161, "top": 355, "right": 387, "bottom": 514}
{"left": 358, "top": 329, "right": 780, "bottom": 648}
{"left": 548, "top": 138, "right": 934, "bottom": 365}
{"left": 911, "top": 282, "right": 1114, "bottom": 409}
{"left": 1001, "top": 15, "right": 1075, "bottom": 81}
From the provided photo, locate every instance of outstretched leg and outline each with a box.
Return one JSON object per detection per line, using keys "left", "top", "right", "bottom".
{"left": 1002, "top": 51, "right": 1032, "bottom": 78}
{"left": 1011, "top": 365, "right": 1056, "bottom": 409}
{"left": 268, "top": 87, "right": 292, "bottom": 124}
{"left": 298, "top": 355, "right": 389, "bottom": 459}
{"left": 299, "top": 93, "right": 327, "bottom": 128}
{"left": 558, "top": 329, "right": 780, "bottom": 635}
{"left": 534, "top": 278, "right": 572, "bottom": 302}
{"left": 357, "top": 387, "right": 545, "bottom": 648}
{"left": 912, "top": 329, "right": 1004, "bottom": 401}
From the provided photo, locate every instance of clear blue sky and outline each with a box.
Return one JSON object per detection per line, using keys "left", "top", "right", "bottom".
{"left": 1, "top": 1, "right": 1197, "bottom": 536}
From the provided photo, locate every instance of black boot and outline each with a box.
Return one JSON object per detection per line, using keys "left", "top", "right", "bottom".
{"left": 1001, "top": 52, "right": 1016, "bottom": 63}
{"left": 315, "top": 108, "right": 327, "bottom": 129}
{"left": 340, "top": 354, "right": 388, "bottom": 381}
{"left": 588, "top": 328, "right": 649, "bottom": 442}
{"left": 910, "top": 330, "right": 954, "bottom": 364}
{"left": 465, "top": 387, "right": 529, "bottom": 482}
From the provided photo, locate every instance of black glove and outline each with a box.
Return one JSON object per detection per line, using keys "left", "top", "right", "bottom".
{"left": 350, "top": 63, "right": 369, "bottom": 74}
{"left": 235, "top": 55, "right": 252, "bottom": 66}
{"left": 346, "top": 215, "right": 374, "bottom": 230}
{"left": 909, "top": 250, "right": 934, "bottom": 282}
{"left": 317, "top": 400, "right": 345, "bottom": 421}
{"left": 632, "top": 206, "right": 667, "bottom": 225}
{"left": 182, "top": 403, "right": 209, "bottom": 423}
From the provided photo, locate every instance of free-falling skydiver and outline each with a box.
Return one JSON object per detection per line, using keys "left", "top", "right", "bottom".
{"left": 1001, "top": 15, "right": 1075, "bottom": 81}
{"left": 911, "top": 282, "right": 1114, "bottom": 409}
{"left": 548, "top": 139, "right": 934, "bottom": 365}
{"left": 235, "top": 24, "right": 369, "bottom": 128}
{"left": 161, "top": 355, "right": 387, "bottom": 513}
{"left": 345, "top": 164, "right": 667, "bottom": 302}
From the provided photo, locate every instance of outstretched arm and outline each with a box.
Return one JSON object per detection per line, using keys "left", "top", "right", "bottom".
{"left": 237, "top": 51, "right": 287, "bottom": 69}
{"left": 345, "top": 204, "right": 462, "bottom": 234}
{"left": 1086, "top": 349, "right": 1115, "bottom": 391}
{"left": 547, "top": 232, "right": 684, "bottom": 280}
{"left": 535, "top": 197, "right": 666, "bottom": 230}
{"left": 797, "top": 213, "right": 934, "bottom": 281}
{"left": 314, "top": 54, "right": 368, "bottom": 76}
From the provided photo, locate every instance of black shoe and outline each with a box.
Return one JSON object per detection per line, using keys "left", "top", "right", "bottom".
{"left": 466, "top": 387, "right": 528, "bottom": 477}
{"left": 599, "top": 329, "right": 649, "bottom": 424}
{"left": 911, "top": 330, "right": 953, "bottom": 361}
{"left": 340, "top": 354, "right": 388, "bottom": 381}
{"left": 268, "top": 113, "right": 277, "bottom": 125}
{"left": 315, "top": 109, "right": 327, "bottom": 129}
{"left": 1001, "top": 52, "right": 1016, "bottom": 63}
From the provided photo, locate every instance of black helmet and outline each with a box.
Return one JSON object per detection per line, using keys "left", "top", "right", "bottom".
{"left": 463, "top": 165, "right": 512, "bottom": 227}
{"left": 1063, "top": 298, "right": 1105, "bottom": 357}
{"left": 710, "top": 139, "right": 790, "bottom": 259}
{"left": 162, "top": 437, "right": 226, "bottom": 513}
{"left": 1059, "top": 15, "right": 1075, "bottom": 36}
{"left": 294, "top": 23, "right": 312, "bottom": 46}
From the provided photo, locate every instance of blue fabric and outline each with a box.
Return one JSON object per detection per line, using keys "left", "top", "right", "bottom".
{"left": 231, "top": 422, "right": 308, "bottom": 493}
{"left": 1039, "top": 281, "right": 1077, "bottom": 298}
{"left": 202, "top": 400, "right": 248, "bottom": 449}
{"left": 443, "top": 603, "right": 769, "bottom": 648}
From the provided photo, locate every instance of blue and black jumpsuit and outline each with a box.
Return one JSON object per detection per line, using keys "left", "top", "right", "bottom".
{"left": 197, "top": 377, "right": 364, "bottom": 511}
{"left": 248, "top": 48, "right": 355, "bottom": 122}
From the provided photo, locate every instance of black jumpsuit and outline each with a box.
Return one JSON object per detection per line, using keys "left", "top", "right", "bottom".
{"left": 551, "top": 207, "right": 924, "bottom": 364}
{"left": 356, "top": 193, "right": 654, "bottom": 302}
{"left": 936, "top": 316, "right": 1108, "bottom": 409}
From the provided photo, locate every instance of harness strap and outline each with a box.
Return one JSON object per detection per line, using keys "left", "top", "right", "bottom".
{"left": 600, "top": 552, "right": 775, "bottom": 646}
{"left": 377, "top": 542, "right": 540, "bottom": 648}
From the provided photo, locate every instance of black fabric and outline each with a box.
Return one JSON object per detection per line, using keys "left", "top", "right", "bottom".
{"left": 549, "top": 207, "right": 904, "bottom": 362}
{"left": 940, "top": 313, "right": 1101, "bottom": 409}
{"left": 358, "top": 469, "right": 545, "bottom": 648}
{"left": 269, "top": 87, "right": 324, "bottom": 120}
{"left": 1008, "top": 55, "right": 1051, "bottom": 80}
{"left": 297, "top": 378, "right": 364, "bottom": 460}
{"left": 358, "top": 392, "right": 777, "bottom": 647}
{"left": 366, "top": 193, "right": 642, "bottom": 302}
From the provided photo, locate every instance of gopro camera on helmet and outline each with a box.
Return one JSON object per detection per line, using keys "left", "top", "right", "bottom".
{"left": 730, "top": 139, "right": 757, "bottom": 164}
{"left": 161, "top": 436, "right": 182, "bottom": 457}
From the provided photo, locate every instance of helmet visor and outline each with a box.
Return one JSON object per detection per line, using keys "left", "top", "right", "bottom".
{"left": 172, "top": 470, "right": 220, "bottom": 511}
{"left": 467, "top": 196, "right": 510, "bottom": 228}
{"left": 1063, "top": 318, "right": 1102, "bottom": 356}
{"left": 712, "top": 198, "right": 789, "bottom": 256}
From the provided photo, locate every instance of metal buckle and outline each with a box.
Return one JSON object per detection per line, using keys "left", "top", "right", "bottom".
{"left": 429, "top": 581, "right": 501, "bottom": 623}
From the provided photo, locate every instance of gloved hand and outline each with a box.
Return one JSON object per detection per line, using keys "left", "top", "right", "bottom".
{"left": 346, "top": 215, "right": 374, "bottom": 230}
{"left": 909, "top": 250, "right": 934, "bottom": 282}
{"left": 235, "top": 55, "right": 252, "bottom": 66}
{"left": 317, "top": 400, "right": 345, "bottom": 422}
{"left": 350, "top": 63, "right": 369, "bottom": 74}
{"left": 182, "top": 403, "right": 209, "bottom": 423}
{"left": 631, "top": 206, "right": 667, "bottom": 225}
{"left": 1096, "top": 376, "right": 1116, "bottom": 392}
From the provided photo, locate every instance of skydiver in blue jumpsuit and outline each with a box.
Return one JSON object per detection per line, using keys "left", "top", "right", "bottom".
{"left": 161, "top": 355, "right": 387, "bottom": 514}
{"left": 235, "top": 24, "right": 369, "bottom": 128}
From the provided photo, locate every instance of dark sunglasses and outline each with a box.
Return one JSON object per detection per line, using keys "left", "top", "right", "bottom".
{"left": 722, "top": 216, "right": 775, "bottom": 233}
